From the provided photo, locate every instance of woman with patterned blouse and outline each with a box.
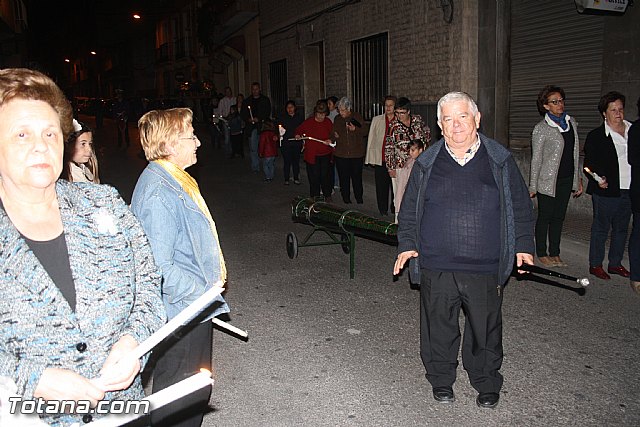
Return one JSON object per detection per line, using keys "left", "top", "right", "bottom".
{"left": 385, "top": 97, "right": 431, "bottom": 218}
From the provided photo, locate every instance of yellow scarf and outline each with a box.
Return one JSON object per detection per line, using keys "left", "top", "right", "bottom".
{"left": 155, "top": 159, "right": 227, "bottom": 283}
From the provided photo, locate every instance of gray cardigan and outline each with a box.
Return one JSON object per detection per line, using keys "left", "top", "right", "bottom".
{"left": 529, "top": 116, "right": 581, "bottom": 197}
{"left": 0, "top": 180, "right": 165, "bottom": 426}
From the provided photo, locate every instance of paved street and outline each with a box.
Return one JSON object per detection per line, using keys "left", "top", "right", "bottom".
{"left": 89, "top": 116, "right": 639, "bottom": 427}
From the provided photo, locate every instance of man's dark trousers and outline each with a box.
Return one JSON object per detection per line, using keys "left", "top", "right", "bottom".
{"left": 420, "top": 269, "right": 503, "bottom": 394}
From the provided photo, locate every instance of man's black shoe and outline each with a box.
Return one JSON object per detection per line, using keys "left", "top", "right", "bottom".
{"left": 476, "top": 392, "right": 499, "bottom": 408}
{"left": 432, "top": 387, "right": 455, "bottom": 403}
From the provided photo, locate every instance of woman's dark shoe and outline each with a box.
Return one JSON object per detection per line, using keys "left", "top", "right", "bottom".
{"left": 476, "top": 392, "right": 499, "bottom": 409}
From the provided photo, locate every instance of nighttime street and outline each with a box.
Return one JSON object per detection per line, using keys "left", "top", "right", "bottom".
{"left": 1, "top": 1, "right": 639, "bottom": 426}
{"left": 88, "top": 116, "right": 639, "bottom": 427}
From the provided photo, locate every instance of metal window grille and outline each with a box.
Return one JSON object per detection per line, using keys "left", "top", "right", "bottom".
{"left": 350, "top": 33, "right": 388, "bottom": 121}
{"left": 269, "top": 59, "right": 288, "bottom": 117}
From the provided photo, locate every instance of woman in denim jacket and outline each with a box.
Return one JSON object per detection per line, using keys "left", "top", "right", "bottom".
{"left": 132, "top": 108, "right": 229, "bottom": 427}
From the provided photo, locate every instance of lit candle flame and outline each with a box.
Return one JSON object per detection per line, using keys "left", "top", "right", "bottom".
{"left": 584, "top": 167, "right": 603, "bottom": 184}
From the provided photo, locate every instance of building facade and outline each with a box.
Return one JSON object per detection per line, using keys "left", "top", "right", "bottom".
{"left": 254, "top": 0, "right": 639, "bottom": 215}
{"left": 0, "top": 0, "right": 28, "bottom": 69}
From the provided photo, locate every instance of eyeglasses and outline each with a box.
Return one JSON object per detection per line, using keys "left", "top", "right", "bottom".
{"left": 179, "top": 135, "right": 199, "bottom": 141}
{"left": 547, "top": 98, "right": 564, "bottom": 105}
{"left": 395, "top": 110, "right": 409, "bottom": 115}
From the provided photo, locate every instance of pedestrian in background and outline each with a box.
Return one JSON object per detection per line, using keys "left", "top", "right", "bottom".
{"left": 241, "top": 83, "right": 271, "bottom": 173}
{"left": 259, "top": 119, "right": 279, "bottom": 182}
{"left": 228, "top": 104, "right": 244, "bottom": 159}
{"left": 278, "top": 100, "right": 304, "bottom": 185}
{"left": 385, "top": 97, "right": 431, "bottom": 217}
{"left": 327, "top": 96, "right": 339, "bottom": 122}
{"left": 113, "top": 89, "right": 130, "bottom": 149}
{"left": 627, "top": 96, "right": 640, "bottom": 293}
{"left": 583, "top": 91, "right": 632, "bottom": 281}
{"left": 394, "top": 139, "right": 424, "bottom": 220}
{"left": 394, "top": 91, "right": 534, "bottom": 410}
{"left": 332, "top": 97, "right": 367, "bottom": 204}
{"left": 217, "top": 87, "right": 235, "bottom": 157}
{"left": 366, "top": 95, "right": 396, "bottom": 217}
{"left": 529, "top": 85, "right": 583, "bottom": 268}
{"left": 326, "top": 96, "right": 340, "bottom": 193}
{"left": 296, "top": 101, "right": 334, "bottom": 200}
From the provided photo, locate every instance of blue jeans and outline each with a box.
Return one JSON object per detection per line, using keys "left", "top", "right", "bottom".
{"left": 262, "top": 157, "right": 275, "bottom": 180}
{"left": 589, "top": 192, "right": 632, "bottom": 268}
{"left": 629, "top": 213, "right": 640, "bottom": 281}
{"left": 250, "top": 129, "right": 260, "bottom": 172}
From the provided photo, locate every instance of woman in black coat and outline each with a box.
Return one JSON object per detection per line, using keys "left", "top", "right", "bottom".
{"left": 627, "top": 96, "right": 640, "bottom": 293}
{"left": 278, "top": 100, "right": 304, "bottom": 185}
{"left": 583, "top": 91, "right": 633, "bottom": 281}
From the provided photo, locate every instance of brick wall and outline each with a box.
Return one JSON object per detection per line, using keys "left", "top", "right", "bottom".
{"left": 259, "top": 0, "right": 468, "bottom": 108}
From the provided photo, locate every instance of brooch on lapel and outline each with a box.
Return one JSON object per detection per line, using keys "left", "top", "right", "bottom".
{"left": 93, "top": 208, "right": 118, "bottom": 235}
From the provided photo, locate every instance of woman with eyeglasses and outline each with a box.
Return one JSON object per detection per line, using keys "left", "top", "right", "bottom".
{"left": 132, "top": 108, "right": 229, "bottom": 427}
{"left": 529, "top": 85, "right": 583, "bottom": 268}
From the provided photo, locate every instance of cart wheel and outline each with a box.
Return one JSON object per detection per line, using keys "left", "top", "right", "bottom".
{"left": 340, "top": 234, "right": 351, "bottom": 254}
{"left": 286, "top": 232, "right": 299, "bottom": 259}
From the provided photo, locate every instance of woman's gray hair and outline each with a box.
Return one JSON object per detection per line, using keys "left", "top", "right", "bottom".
{"left": 336, "top": 96, "right": 352, "bottom": 111}
{"left": 437, "top": 91, "right": 479, "bottom": 121}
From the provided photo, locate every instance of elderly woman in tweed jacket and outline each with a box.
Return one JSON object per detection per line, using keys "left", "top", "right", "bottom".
{"left": 0, "top": 68, "right": 165, "bottom": 427}
{"left": 529, "top": 85, "right": 583, "bottom": 268}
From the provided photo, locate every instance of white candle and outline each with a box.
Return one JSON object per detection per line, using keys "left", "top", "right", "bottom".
{"left": 248, "top": 105, "right": 254, "bottom": 121}
{"left": 132, "top": 285, "right": 225, "bottom": 360}
{"left": 146, "top": 370, "right": 213, "bottom": 411}
{"left": 584, "top": 167, "right": 604, "bottom": 184}
{"left": 87, "top": 370, "right": 213, "bottom": 427}
{"left": 212, "top": 317, "right": 248, "bottom": 339}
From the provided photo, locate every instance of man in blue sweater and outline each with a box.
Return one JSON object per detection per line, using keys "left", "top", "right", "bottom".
{"left": 393, "top": 92, "right": 535, "bottom": 409}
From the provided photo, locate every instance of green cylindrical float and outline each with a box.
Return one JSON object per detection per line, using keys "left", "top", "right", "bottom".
{"left": 291, "top": 196, "right": 397, "bottom": 245}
